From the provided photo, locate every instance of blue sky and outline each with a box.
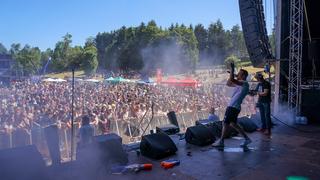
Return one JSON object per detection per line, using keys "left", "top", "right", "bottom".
{"left": 0, "top": 0, "right": 274, "bottom": 51}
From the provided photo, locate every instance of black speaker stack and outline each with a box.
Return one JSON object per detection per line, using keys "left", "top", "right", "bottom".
{"left": 239, "top": 0, "right": 273, "bottom": 67}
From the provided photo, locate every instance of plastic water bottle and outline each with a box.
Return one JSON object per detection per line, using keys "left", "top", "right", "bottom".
{"left": 295, "top": 116, "right": 301, "bottom": 124}
{"left": 295, "top": 116, "right": 308, "bottom": 125}
{"left": 300, "top": 116, "right": 308, "bottom": 125}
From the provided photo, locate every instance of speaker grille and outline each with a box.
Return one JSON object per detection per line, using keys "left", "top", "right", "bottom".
{"left": 140, "top": 133, "right": 177, "bottom": 159}
{"left": 239, "top": 0, "right": 273, "bottom": 67}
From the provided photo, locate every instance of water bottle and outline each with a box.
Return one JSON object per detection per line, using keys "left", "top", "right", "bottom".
{"left": 301, "top": 116, "right": 308, "bottom": 125}
{"left": 295, "top": 116, "right": 301, "bottom": 124}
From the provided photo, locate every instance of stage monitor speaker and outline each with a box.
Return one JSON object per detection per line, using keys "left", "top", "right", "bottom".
{"left": 44, "top": 125, "right": 61, "bottom": 165}
{"left": 0, "top": 145, "right": 46, "bottom": 180}
{"left": 238, "top": 116, "right": 258, "bottom": 132}
{"left": 204, "top": 121, "right": 239, "bottom": 138}
{"left": 156, "top": 111, "right": 180, "bottom": 135}
{"left": 185, "top": 125, "right": 216, "bottom": 146}
{"left": 156, "top": 124, "right": 180, "bottom": 135}
{"left": 239, "top": 0, "right": 273, "bottom": 67}
{"left": 140, "top": 132, "right": 177, "bottom": 159}
{"left": 196, "top": 119, "right": 217, "bottom": 126}
{"left": 77, "top": 133, "right": 128, "bottom": 165}
{"left": 95, "top": 133, "right": 128, "bottom": 165}
{"left": 167, "top": 111, "right": 179, "bottom": 127}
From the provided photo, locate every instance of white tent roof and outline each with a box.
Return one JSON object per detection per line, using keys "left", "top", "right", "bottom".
{"left": 42, "top": 78, "right": 66, "bottom": 82}
{"left": 84, "top": 79, "right": 101, "bottom": 82}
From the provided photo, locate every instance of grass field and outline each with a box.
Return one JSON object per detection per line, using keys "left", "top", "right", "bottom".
{"left": 46, "top": 71, "right": 85, "bottom": 79}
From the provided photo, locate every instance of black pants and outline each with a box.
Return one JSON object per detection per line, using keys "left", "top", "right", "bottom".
{"left": 223, "top": 107, "right": 240, "bottom": 124}
{"left": 257, "top": 102, "right": 272, "bottom": 130}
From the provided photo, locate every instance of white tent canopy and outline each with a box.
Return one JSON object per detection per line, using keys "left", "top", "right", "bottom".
{"left": 84, "top": 79, "right": 101, "bottom": 83}
{"left": 42, "top": 78, "right": 66, "bottom": 82}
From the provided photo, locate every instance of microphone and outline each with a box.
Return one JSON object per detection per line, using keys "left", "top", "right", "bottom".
{"left": 227, "top": 69, "right": 237, "bottom": 74}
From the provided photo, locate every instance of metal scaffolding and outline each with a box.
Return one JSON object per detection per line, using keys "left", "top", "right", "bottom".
{"left": 288, "top": 0, "right": 304, "bottom": 115}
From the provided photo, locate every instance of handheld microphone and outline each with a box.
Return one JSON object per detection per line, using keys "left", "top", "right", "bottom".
{"left": 227, "top": 70, "right": 236, "bottom": 74}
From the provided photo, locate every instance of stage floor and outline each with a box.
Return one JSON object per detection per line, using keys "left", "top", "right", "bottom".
{"left": 50, "top": 122, "right": 320, "bottom": 180}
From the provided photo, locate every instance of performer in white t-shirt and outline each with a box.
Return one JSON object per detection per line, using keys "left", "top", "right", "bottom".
{"left": 212, "top": 62, "right": 252, "bottom": 147}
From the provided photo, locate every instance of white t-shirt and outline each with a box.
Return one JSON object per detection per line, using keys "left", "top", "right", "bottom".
{"left": 228, "top": 81, "right": 249, "bottom": 110}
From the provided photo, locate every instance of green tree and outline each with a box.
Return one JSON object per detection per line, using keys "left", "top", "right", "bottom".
{"left": 229, "top": 25, "right": 248, "bottom": 58}
{"left": 68, "top": 46, "right": 83, "bottom": 69}
{"left": 81, "top": 45, "right": 98, "bottom": 75}
{"left": 96, "top": 32, "right": 116, "bottom": 69}
{"left": 9, "top": 43, "right": 22, "bottom": 76}
{"left": 52, "top": 33, "right": 73, "bottom": 71}
{"left": 93, "top": 20, "right": 255, "bottom": 72}
{"left": 95, "top": 20, "right": 200, "bottom": 73}
{"left": 229, "top": 25, "right": 241, "bottom": 56}
{"left": 118, "top": 46, "right": 143, "bottom": 71}
{"left": 103, "top": 26, "right": 131, "bottom": 70}
{"left": 85, "top": 37, "right": 96, "bottom": 47}
{"left": 169, "top": 24, "right": 199, "bottom": 71}
{"left": 269, "top": 28, "right": 276, "bottom": 56}
{"left": 207, "top": 20, "right": 229, "bottom": 64}
{"left": 15, "top": 45, "right": 41, "bottom": 75}
{"left": 194, "top": 24, "right": 208, "bottom": 62}
{"left": 0, "top": 43, "right": 8, "bottom": 54}
{"left": 9, "top": 43, "right": 21, "bottom": 57}
{"left": 138, "top": 20, "right": 162, "bottom": 46}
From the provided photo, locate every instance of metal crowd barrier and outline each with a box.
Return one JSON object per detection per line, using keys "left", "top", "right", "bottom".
{"left": 0, "top": 106, "right": 257, "bottom": 165}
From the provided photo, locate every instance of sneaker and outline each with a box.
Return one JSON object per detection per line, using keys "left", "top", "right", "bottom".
{"left": 212, "top": 140, "right": 224, "bottom": 148}
{"left": 240, "top": 138, "right": 252, "bottom": 147}
{"left": 264, "top": 131, "right": 272, "bottom": 137}
{"left": 264, "top": 129, "right": 271, "bottom": 134}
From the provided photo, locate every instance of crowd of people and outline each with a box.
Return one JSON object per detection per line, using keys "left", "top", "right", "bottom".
{"left": 0, "top": 71, "right": 258, "bottom": 149}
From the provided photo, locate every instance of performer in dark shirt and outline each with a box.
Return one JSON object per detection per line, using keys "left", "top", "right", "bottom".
{"left": 252, "top": 73, "right": 272, "bottom": 136}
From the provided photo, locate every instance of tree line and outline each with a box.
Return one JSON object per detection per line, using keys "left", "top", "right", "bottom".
{"left": 1, "top": 34, "right": 98, "bottom": 76}
{"left": 0, "top": 20, "right": 272, "bottom": 76}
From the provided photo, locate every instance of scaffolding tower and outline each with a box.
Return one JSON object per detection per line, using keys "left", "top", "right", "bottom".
{"left": 288, "top": 0, "right": 304, "bottom": 115}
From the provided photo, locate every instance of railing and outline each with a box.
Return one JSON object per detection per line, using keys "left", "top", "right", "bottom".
{"left": 0, "top": 105, "right": 257, "bottom": 165}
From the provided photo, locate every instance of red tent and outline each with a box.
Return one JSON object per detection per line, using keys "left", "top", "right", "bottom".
{"left": 160, "top": 76, "right": 198, "bottom": 87}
